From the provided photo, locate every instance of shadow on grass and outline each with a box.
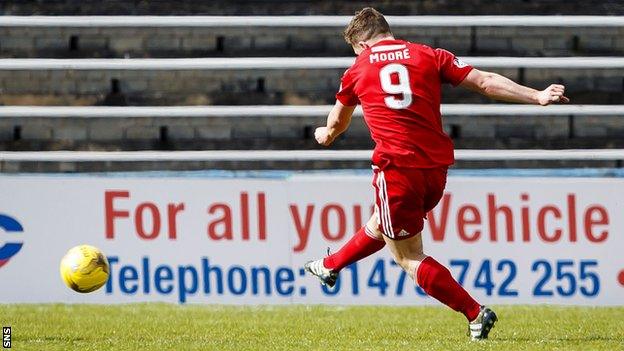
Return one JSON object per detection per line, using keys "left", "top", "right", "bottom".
{"left": 496, "top": 335, "right": 621, "bottom": 343}
{"left": 20, "top": 336, "right": 88, "bottom": 342}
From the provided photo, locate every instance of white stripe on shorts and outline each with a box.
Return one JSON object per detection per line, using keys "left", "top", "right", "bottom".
{"left": 379, "top": 171, "right": 395, "bottom": 238}
{"left": 380, "top": 171, "right": 395, "bottom": 238}
{"left": 375, "top": 171, "right": 392, "bottom": 237}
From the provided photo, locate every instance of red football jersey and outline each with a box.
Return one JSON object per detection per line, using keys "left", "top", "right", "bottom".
{"left": 336, "top": 39, "right": 473, "bottom": 168}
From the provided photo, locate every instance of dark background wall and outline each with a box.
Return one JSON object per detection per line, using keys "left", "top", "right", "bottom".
{"left": 0, "top": 0, "right": 623, "bottom": 171}
{"left": 2, "top": 0, "right": 624, "bottom": 15}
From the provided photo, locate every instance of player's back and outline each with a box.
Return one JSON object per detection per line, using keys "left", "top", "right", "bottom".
{"left": 336, "top": 39, "right": 473, "bottom": 168}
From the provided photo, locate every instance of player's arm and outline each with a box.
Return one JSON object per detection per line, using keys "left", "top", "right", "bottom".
{"left": 459, "top": 69, "right": 570, "bottom": 105}
{"left": 314, "top": 101, "right": 356, "bottom": 146}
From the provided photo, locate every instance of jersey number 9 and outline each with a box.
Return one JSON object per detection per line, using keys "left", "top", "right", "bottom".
{"left": 379, "top": 63, "right": 413, "bottom": 109}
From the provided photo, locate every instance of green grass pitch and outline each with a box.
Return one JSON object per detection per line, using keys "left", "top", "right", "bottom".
{"left": 1, "top": 304, "right": 623, "bottom": 350}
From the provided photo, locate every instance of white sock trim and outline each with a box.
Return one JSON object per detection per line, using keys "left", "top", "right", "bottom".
{"left": 364, "top": 226, "right": 385, "bottom": 241}
{"left": 414, "top": 255, "right": 431, "bottom": 287}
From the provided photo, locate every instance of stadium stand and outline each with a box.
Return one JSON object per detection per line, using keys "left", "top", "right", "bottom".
{"left": 0, "top": 1, "right": 623, "bottom": 172}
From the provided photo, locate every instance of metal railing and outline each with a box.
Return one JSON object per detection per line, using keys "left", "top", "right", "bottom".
{"left": 0, "top": 105, "right": 621, "bottom": 118}
{"left": 0, "top": 57, "right": 623, "bottom": 70}
{"left": 1, "top": 16, "right": 623, "bottom": 27}
{"left": 1, "top": 149, "right": 623, "bottom": 162}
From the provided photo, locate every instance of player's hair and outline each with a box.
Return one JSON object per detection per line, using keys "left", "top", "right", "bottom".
{"left": 343, "top": 7, "right": 392, "bottom": 46}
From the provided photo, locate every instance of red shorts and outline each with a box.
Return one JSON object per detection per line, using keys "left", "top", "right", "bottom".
{"left": 372, "top": 165, "right": 448, "bottom": 240}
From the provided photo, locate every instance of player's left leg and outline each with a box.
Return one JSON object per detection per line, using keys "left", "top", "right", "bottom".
{"left": 324, "top": 215, "right": 385, "bottom": 271}
{"left": 305, "top": 216, "right": 385, "bottom": 287}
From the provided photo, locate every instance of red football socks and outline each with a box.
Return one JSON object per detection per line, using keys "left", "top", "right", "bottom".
{"left": 323, "top": 226, "right": 386, "bottom": 272}
{"left": 416, "top": 256, "right": 481, "bottom": 321}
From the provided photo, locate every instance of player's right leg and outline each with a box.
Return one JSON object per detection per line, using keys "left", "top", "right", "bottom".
{"left": 382, "top": 233, "right": 497, "bottom": 340}
{"left": 305, "top": 216, "right": 385, "bottom": 287}
{"left": 376, "top": 165, "right": 497, "bottom": 340}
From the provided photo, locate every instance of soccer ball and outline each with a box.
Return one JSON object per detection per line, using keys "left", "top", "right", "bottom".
{"left": 60, "top": 245, "right": 110, "bottom": 293}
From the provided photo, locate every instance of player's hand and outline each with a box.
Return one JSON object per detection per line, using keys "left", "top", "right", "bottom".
{"left": 314, "top": 127, "right": 334, "bottom": 146}
{"left": 536, "top": 84, "right": 570, "bottom": 106}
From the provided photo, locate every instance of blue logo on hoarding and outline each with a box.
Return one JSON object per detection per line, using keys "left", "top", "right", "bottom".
{"left": 0, "top": 214, "right": 23, "bottom": 268}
